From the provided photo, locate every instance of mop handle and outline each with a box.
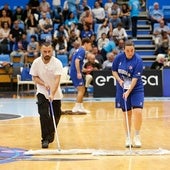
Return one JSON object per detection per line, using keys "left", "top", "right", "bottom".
{"left": 48, "top": 90, "right": 61, "bottom": 150}
{"left": 123, "top": 88, "right": 132, "bottom": 153}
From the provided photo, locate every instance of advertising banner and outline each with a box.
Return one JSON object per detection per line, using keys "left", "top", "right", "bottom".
{"left": 93, "top": 70, "right": 163, "bottom": 97}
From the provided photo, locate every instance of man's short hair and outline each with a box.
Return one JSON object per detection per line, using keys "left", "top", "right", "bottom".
{"left": 125, "top": 40, "right": 134, "bottom": 47}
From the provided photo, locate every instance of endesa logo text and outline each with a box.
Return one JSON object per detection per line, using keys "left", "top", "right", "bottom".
{"left": 95, "top": 75, "right": 116, "bottom": 86}
{"left": 95, "top": 75, "right": 159, "bottom": 87}
{"left": 142, "top": 75, "right": 159, "bottom": 86}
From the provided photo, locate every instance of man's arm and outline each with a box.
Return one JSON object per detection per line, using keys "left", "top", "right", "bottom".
{"left": 50, "top": 75, "right": 61, "bottom": 100}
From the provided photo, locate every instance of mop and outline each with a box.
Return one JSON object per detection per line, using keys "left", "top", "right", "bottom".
{"left": 24, "top": 96, "right": 95, "bottom": 156}
{"left": 92, "top": 97, "right": 170, "bottom": 156}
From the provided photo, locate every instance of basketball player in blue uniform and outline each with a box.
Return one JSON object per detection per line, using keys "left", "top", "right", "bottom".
{"left": 112, "top": 40, "right": 144, "bottom": 148}
{"left": 70, "top": 38, "right": 92, "bottom": 113}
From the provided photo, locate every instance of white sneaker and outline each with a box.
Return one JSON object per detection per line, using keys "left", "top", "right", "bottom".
{"left": 133, "top": 135, "right": 142, "bottom": 148}
{"left": 72, "top": 106, "right": 80, "bottom": 113}
{"left": 79, "top": 106, "right": 90, "bottom": 114}
{"left": 125, "top": 137, "right": 132, "bottom": 148}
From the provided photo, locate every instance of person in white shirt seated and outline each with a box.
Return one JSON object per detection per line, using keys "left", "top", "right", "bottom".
{"left": 92, "top": 1, "right": 105, "bottom": 23}
{"left": 104, "top": 0, "right": 114, "bottom": 17}
{"left": 102, "top": 52, "right": 115, "bottom": 70}
{"left": 97, "top": 32, "right": 109, "bottom": 52}
{"left": 153, "top": 20, "right": 170, "bottom": 51}
{"left": 82, "top": 52, "right": 102, "bottom": 96}
{"left": 96, "top": 18, "right": 110, "bottom": 40}
{"left": 112, "top": 22, "right": 128, "bottom": 45}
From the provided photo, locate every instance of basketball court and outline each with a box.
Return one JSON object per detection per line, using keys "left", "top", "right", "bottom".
{"left": 0, "top": 95, "right": 170, "bottom": 170}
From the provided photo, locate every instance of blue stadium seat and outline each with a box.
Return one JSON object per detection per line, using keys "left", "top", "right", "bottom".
{"left": 0, "top": 54, "right": 10, "bottom": 67}
{"left": 94, "top": 23, "right": 102, "bottom": 34}
{"left": 40, "top": 33, "right": 52, "bottom": 42}
{"left": 18, "top": 22, "right": 25, "bottom": 30}
{"left": 0, "top": 54, "right": 10, "bottom": 62}
{"left": 13, "top": 5, "right": 23, "bottom": 11}
{"left": 153, "top": 23, "right": 159, "bottom": 30}
{"left": 56, "top": 54, "right": 68, "bottom": 67}
{"left": 12, "top": 22, "right": 25, "bottom": 30}
{"left": 168, "top": 23, "right": 170, "bottom": 28}
{"left": 148, "top": 6, "right": 154, "bottom": 13}
{"left": 54, "top": 23, "right": 59, "bottom": 31}
{"left": 26, "top": 33, "right": 39, "bottom": 42}
{"left": 162, "top": 6, "right": 170, "bottom": 21}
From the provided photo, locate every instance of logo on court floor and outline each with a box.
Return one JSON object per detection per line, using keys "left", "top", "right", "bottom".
{"left": 0, "top": 146, "right": 27, "bottom": 164}
{"left": 0, "top": 146, "right": 94, "bottom": 164}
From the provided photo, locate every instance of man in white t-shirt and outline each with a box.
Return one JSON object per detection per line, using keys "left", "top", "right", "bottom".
{"left": 30, "top": 42, "right": 63, "bottom": 148}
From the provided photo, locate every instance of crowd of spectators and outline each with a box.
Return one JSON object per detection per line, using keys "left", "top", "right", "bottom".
{"left": 0, "top": 0, "right": 170, "bottom": 72}
{"left": 148, "top": 2, "right": 170, "bottom": 68}
{"left": 0, "top": 0, "right": 131, "bottom": 67}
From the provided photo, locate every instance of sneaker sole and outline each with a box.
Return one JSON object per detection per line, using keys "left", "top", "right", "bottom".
{"left": 133, "top": 145, "right": 141, "bottom": 148}
{"left": 125, "top": 145, "right": 133, "bottom": 148}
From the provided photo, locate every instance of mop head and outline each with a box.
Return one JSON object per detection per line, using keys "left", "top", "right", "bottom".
{"left": 24, "top": 148, "right": 170, "bottom": 156}
{"left": 24, "top": 149, "right": 95, "bottom": 156}
{"left": 61, "top": 110, "right": 87, "bottom": 115}
{"left": 92, "top": 148, "right": 170, "bottom": 156}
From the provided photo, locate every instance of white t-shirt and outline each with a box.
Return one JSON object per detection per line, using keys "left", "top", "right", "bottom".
{"left": 52, "top": 0, "right": 61, "bottom": 6}
{"left": 92, "top": 7, "right": 105, "bottom": 20}
{"left": 30, "top": 56, "right": 63, "bottom": 100}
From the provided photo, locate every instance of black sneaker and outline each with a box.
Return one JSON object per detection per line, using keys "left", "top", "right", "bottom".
{"left": 48, "top": 133, "right": 55, "bottom": 143}
{"left": 42, "top": 140, "right": 49, "bottom": 148}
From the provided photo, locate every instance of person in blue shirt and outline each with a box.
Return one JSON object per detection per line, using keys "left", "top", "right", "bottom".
{"left": 70, "top": 38, "right": 92, "bottom": 113}
{"left": 112, "top": 40, "right": 144, "bottom": 148}
{"left": 149, "top": 2, "right": 164, "bottom": 33}
{"left": 128, "top": 0, "right": 140, "bottom": 39}
{"left": 65, "top": 12, "right": 78, "bottom": 31}
{"left": 80, "top": 24, "right": 94, "bottom": 39}
{"left": 101, "top": 37, "right": 116, "bottom": 61}
{"left": 67, "top": 0, "right": 79, "bottom": 17}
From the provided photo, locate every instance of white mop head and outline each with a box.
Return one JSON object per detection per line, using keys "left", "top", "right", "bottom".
{"left": 24, "top": 149, "right": 95, "bottom": 156}
{"left": 92, "top": 148, "right": 170, "bottom": 156}
{"left": 24, "top": 148, "right": 170, "bottom": 156}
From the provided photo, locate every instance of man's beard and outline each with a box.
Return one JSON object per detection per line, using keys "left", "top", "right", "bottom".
{"left": 43, "top": 55, "right": 51, "bottom": 61}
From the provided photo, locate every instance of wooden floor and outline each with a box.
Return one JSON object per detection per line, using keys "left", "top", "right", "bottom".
{"left": 0, "top": 96, "right": 170, "bottom": 170}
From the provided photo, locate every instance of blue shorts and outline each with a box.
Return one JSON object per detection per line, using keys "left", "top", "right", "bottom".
{"left": 116, "top": 89, "right": 144, "bottom": 111}
{"left": 70, "top": 73, "right": 85, "bottom": 87}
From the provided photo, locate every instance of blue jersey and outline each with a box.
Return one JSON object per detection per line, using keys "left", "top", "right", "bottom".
{"left": 112, "top": 52, "right": 144, "bottom": 92}
{"left": 70, "top": 47, "right": 85, "bottom": 74}
{"left": 70, "top": 47, "right": 86, "bottom": 87}
{"left": 128, "top": 0, "right": 140, "bottom": 17}
{"left": 112, "top": 52, "right": 144, "bottom": 110}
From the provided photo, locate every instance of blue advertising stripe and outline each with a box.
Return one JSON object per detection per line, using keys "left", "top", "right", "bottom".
{"left": 162, "top": 69, "right": 170, "bottom": 97}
